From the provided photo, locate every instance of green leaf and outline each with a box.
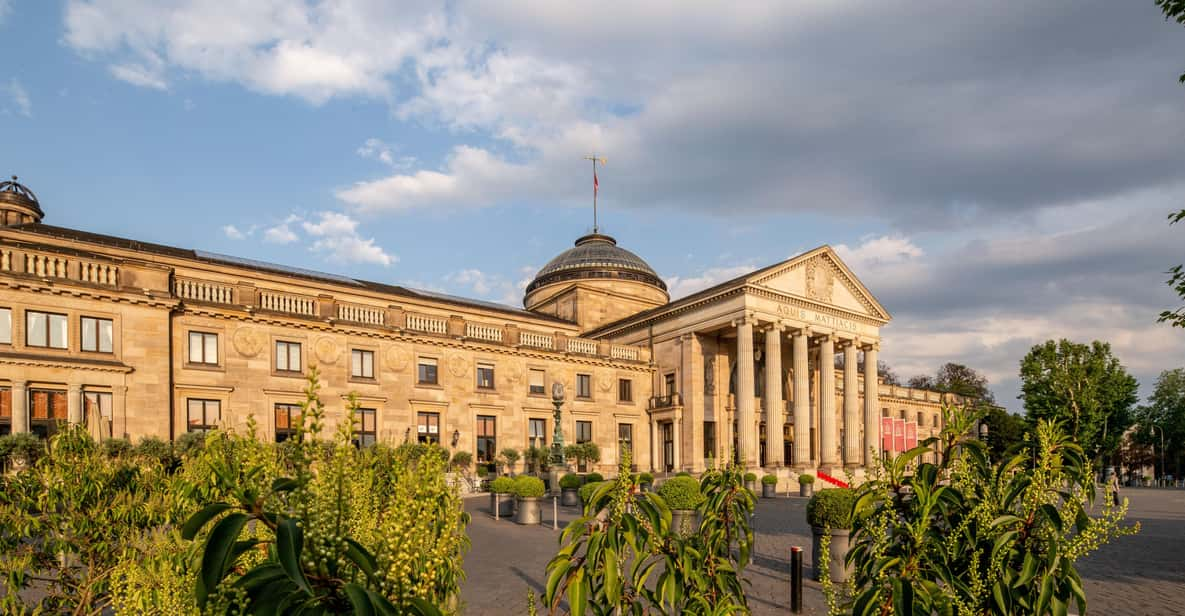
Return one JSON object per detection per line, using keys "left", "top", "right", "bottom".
{"left": 344, "top": 538, "right": 378, "bottom": 580}
{"left": 181, "top": 502, "right": 233, "bottom": 540}
{"left": 605, "top": 548, "right": 622, "bottom": 604}
{"left": 197, "top": 511, "right": 249, "bottom": 608}
{"left": 344, "top": 583, "right": 376, "bottom": 616}
{"left": 271, "top": 477, "right": 299, "bottom": 492}
{"left": 1039, "top": 503, "right": 1063, "bottom": 532}
{"left": 892, "top": 578, "right": 913, "bottom": 616}
{"left": 568, "top": 568, "right": 587, "bottom": 616}
{"left": 276, "top": 516, "right": 313, "bottom": 596}
{"left": 233, "top": 563, "right": 287, "bottom": 591}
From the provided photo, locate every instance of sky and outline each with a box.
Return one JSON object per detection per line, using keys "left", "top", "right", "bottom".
{"left": 2, "top": 0, "right": 1184, "bottom": 413}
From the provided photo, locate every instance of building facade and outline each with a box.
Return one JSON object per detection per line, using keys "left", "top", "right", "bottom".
{"left": 0, "top": 178, "right": 948, "bottom": 478}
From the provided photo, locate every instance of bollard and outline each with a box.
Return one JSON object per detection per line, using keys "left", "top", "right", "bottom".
{"left": 790, "top": 546, "right": 803, "bottom": 613}
{"left": 494, "top": 495, "right": 499, "bottom": 521}
{"left": 553, "top": 496, "right": 559, "bottom": 530}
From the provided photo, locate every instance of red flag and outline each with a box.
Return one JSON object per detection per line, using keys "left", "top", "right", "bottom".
{"left": 594, "top": 170, "right": 599, "bottom": 198}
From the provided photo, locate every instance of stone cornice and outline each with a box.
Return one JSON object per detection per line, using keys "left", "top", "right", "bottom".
{"left": 0, "top": 352, "right": 134, "bottom": 373}
{"left": 0, "top": 276, "right": 179, "bottom": 310}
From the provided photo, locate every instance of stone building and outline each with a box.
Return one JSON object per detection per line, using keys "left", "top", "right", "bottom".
{"left": 0, "top": 177, "right": 949, "bottom": 479}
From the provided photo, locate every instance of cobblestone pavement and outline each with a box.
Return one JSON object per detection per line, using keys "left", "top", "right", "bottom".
{"left": 460, "top": 488, "right": 1185, "bottom": 615}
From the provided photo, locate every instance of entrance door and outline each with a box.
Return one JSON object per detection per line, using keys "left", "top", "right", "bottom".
{"left": 662, "top": 422, "right": 674, "bottom": 472}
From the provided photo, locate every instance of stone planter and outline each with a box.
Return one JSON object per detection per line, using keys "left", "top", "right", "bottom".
{"left": 744, "top": 479, "right": 757, "bottom": 493}
{"left": 811, "top": 527, "right": 852, "bottom": 583}
{"left": 762, "top": 483, "right": 776, "bottom": 498}
{"left": 800, "top": 483, "right": 814, "bottom": 498}
{"left": 561, "top": 487, "right": 579, "bottom": 507}
{"left": 670, "top": 509, "right": 698, "bottom": 536}
{"left": 516, "top": 497, "right": 542, "bottom": 525}
{"left": 490, "top": 493, "right": 514, "bottom": 517}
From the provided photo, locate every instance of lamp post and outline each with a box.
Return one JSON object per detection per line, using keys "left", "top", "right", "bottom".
{"left": 550, "top": 382, "right": 567, "bottom": 467}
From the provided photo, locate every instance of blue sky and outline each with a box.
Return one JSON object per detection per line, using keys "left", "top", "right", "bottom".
{"left": 3, "top": 0, "right": 1184, "bottom": 412}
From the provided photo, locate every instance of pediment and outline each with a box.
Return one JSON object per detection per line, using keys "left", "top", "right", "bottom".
{"left": 749, "top": 246, "right": 890, "bottom": 321}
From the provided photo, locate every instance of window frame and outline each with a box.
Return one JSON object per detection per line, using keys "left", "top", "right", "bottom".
{"left": 186, "top": 398, "right": 221, "bottom": 433}
{"left": 274, "top": 403, "right": 303, "bottom": 442}
{"left": 617, "top": 423, "right": 634, "bottom": 463}
{"left": 351, "top": 349, "right": 376, "bottom": 380}
{"left": 417, "top": 357, "right": 439, "bottom": 386}
{"left": 528, "top": 368, "right": 546, "bottom": 396}
{"left": 353, "top": 408, "right": 377, "bottom": 447}
{"left": 29, "top": 388, "right": 67, "bottom": 439}
{"left": 80, "top": 316, "right": 114, "bottom": 353}
{"left": 576, "top": 373, "right": 592, "bottom": 399}
{"left": 0, "top": 307, "right": 12, "bottom": 345}
{"left": 528, "top": 417, "right": 547, "bottom": 449}
{"left": 476, "top": 362, "right": 495, "bottom": 390}
{"left": 275, "top": 340, "right": 303, "bottom": 374}
{"left": 618, "top": 378, "right": 633, "bottom": 403}
{"left": 417, "top": 411, "right": 441, "bottom": 444}
{"left": 476, "top": 415, "right": 497, "bottom": 464}
{"left": 576, "top": 420, "right": 593, "bottom": 444}
{"left": 0, "top": 387, "right": 11, "bottom": 436}
{"left": 188, "top": 331, "right": 219, "bottom": 365}
{"left": 26, "top": 310, "right": 68, "bottom": 349}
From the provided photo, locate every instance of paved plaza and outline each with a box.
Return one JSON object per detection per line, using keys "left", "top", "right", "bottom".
{"left": 460, "top": 488, "right": 1185, "bottom": 615}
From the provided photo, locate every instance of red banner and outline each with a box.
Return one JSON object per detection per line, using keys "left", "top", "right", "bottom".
{"left": 894, "top": 419, "right": 906, "bottom": 452}
{"left": 905, "top": 421, "right": 917, "bottom": 450}
{"left": 881, "top": 417, "right": 893, "bottom": 452}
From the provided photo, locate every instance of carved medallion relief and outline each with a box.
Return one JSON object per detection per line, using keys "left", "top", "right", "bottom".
{"left": 313, "top": 336, "right": 340, "bottom": 365}
{"left": 232, "top": 327, "right": 265, "bottom": 358}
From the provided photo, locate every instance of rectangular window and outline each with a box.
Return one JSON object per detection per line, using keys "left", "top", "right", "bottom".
{"left": 26, "top": 311, "right": 67, "bottom": 349}
{"left": 417, "top": 358, "right": 438, "bottom": 385}
{"left": 80, "top": 316, "right": 113, "bottom": 353}
{"left": 187, "top": 398, "right": 221, "bottom": 433}
{"left": 576, "top": 420, "right": 592, "bottom": 444}
{"left": 354, "top": 408, "right": 377, "bottom": 447}
{"left": 476, "top": 362, "right": 495, "bottom": 389}
{"left": 417, "top": 411, "right": 440, "bottom": 444}
{"left": 84, "top": 391, "right": 112, "bottom": 438}
{"left": 704, "top": 421, "right": 716, "bottom": 460}
{"left": 275, "top": 403, "right": 302, "bottom": 442}
{"left": 476, "top": 415, "right": 497, "bottom": 463}
{"left": 576, "top": 373, "right": 591, "bottom": 399}
{"left": 275, "top": 341, "right": 302, "bottom": 373}
{"left": 0, "top": 387, "right": 11, "bottom": 436}
{"left": 0, "top": 307, "right": 11, "bottom": 345}
{"left": 351, "top": 349, "right": 375, "bottom": 379}
{"left": 528, "top": 418, "right": 547, "bottom": 449}
{"left": 664, "top": 373, "right": 677, "bottom": 396}
{"left": 29, "top": 389, "right": 67, "bottom": 439}
{"left": 618, "top": 378, "right": 632, "bottom": 402}
{"left": 188, "top": 331, "right": 219, "bottom": 365}
{"left": 528, "top": 369, "right": 545, "bottom": 395}
{"left": 617, "top": 423, "right": 633, "bottom": 463}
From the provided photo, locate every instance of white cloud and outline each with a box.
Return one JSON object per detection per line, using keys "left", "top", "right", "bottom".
{"left": 222, "top": 224, "right": 246, "bottom": 240}
{"left": 3, "top": 78, "right": 31, "bottom": 117}
{"left": 444, "top": 265, "right": 537, "bottom": 305}
{"left": 263, "top": 217, "right": 300, "bottom": 244}
{"left": 665, "top": 264, "right": 756, "bottom": 299}
{"left": 302, "top": 211, "right": 396, "bottom": 266}
{"left": 0, "top": 1, "right": 10, "bottom": 24}
{"left": 356, "top": 138, "right": 416, "bottom": 169}
{"left": 110, "top": 61, "right": 168, "bottom": 90}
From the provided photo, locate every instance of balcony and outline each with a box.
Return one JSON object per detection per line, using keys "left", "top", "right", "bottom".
{"left": 649, "top": 393, "right": 683, "bottom": 410}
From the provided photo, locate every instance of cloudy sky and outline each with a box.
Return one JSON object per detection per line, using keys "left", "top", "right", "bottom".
{"left": 2, "top": 0, "right": 1183, "bottom": 412}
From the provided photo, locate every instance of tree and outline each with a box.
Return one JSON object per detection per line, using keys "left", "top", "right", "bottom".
{"left": 1156, "top": 0, "right": 1185, "bottom": 81}
{"left": 981, "top": 404, "right": 1026, "bottom": 459}
{"left": 1019, "top": 339, "right": 1139, "bottom": 463}
{"left": 906, "top": 374, "right": 934, "bottom": 390}
{"left": 933, "top": 362, "right": 996, "bottom": 404}
{"left": 1158, "top": 209, "right": 1185, "bottom": 327}
{"left": 1132, "top": 368, "right": 1185, "bottom": 478}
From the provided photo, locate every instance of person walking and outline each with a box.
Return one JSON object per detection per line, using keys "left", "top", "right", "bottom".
{"left": 1107, "top": 471, "right": 1121, "bottom": 506}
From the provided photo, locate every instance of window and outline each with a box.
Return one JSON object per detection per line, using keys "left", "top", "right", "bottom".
{"left": 0, "top": 307, "right": 11, "bottom": 345}
{"left": 617, "top": 423, "right": 633, "bottom": 464}
{"left": 80, "top": 316, "right": 113, "bottom": 353}
{"left": 528, "top": 418, "right": 547, "bottom": 449}
{"left": 476, "top": 415, "right": 497, "bottom": 463}
{"left": 664, "top": 373, "right": 677, "bottom": 396}
{"left": 275, "top": 403, "right": 302, "bottom": 442}
{"left": 576, "top": 420, "right": 592, "bottom": 444}
{"left": 84, "top": 391, "right": 113, "bottom": 436}
{"left": 618, "top": 378, "right": 633, "bottom": 402}
{"left": 417, "top": 358, "right": 438, "bottom": 385}
{"left": 917, "top": 411, "right": 925, "bottom": 426}
{"left": 528, "top": 369, "right": 546, "bottom": 395}
{"left": 351, "top": 349, "right": 375, "bottom": 379}
{"left": 187, "top": 399, "right": 220, "bottom": 433}
{"left": 275, "top": 341, "right": 302, "bottom": 373}
{"left": 576, "top": 373, "right": 592, "bottom": 399}
{"left": 476, "top": 362, "right": 495, "bottom": 389}
{"left": 704, "top": 421, "right": 716, "bottom": 460}
{"left": 0, "top": 387, "right": 10, "bottom": 436}
{"left": 417, "top": 412, "right": 440, "bottom": 444}
{"left": 27, "top": 311, "right": 67, "bottom": 349}
{"left": 188, "top": 331, "right": 219, "bottom": 365}
{"left": 29, "top": 389, "right": 67, "bottom": 438}
{"left": 354, "top": 408, "right": 376, "bottom": 447}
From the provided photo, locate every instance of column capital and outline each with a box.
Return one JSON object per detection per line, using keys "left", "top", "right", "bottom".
{"left": 816, "top": 332, "right": 838, "bottom": 345}
{"left": 791, "top": 325, "right": 813, "bottom": 338}
{"left": 761, "top": 322, "right": 784, "bottom": 334}
{"left": 862, "top": 341, "right": 881, "bottom": 352}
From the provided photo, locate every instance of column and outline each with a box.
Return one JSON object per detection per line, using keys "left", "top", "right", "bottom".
{"left": 11, "top": 380, "right": 28, "bottom": 434}
{"left": 673, "top": 410, "right": 683, "bottom": 471}
{"left": 843, "top": 341, "right": 861, "bottom": 468}
{"left": 863, "top": 344, "right": 880, "bottom": 465}
{"left": 763, "top": 325, "right": 784, "bottom": 468}
{"left": 735, "top": 317, "right": 757, "bottom": 469}
{"left": 67, "top": 384, "right": 83, "bottom": 425}
{"left": 792, "top": 328, "right": 811, "bottom": 468}
{"left": 650, "top": 416, "right": 659, "bottom": 472}
{"left": 819, "top": 336, "right": 838, "bottom": 469}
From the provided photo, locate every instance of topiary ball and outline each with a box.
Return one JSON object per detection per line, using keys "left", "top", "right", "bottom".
{"left": 744, "top": 472, "right": 758, "bottom": 482}
{"left": 513, "top": 475, "right": 546, "bottom": 498}
{"left": 490, "top": 476, "right": 515, "bottom": 494}
{"left": 806, "top": 488, "right": 856, "bottom": 530}
{"left": 798, "top": 473, "right": 816, "bottom": 484}
{"left": 560, "top": 473, "right": 583, "bottom": 489}
{"left": 637, "top": 472, "right": 654, "bottom": 485}
{"left": 585, "top": 472, "right": 604, "bottom": 483}
{"left": 658, "top": 475, "right": 706, "bottom": 510}
{"left": 761, "top": 474, "right": 778, "bottom": 485}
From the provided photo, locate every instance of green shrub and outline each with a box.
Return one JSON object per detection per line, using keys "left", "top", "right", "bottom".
{"left": 806, "top": 487, "right": 855, "bottom": 529}
{"left": 100, "top": 437, "right": 133, "bottom": 459}
{"left": 514, "top": 475, "right": 546, "bottom": 498}
{"left": 476, "top": 465, "right": 489, "bottom": 478}
{"left": 743, "top": 472, "right": 757, "bottom": 482}
{"left": 490, "top": 476, "right": 515, "bottom": 494}
{"left": 134, "top": 436, "right": 176, "bottom": 467}
{"left": 560, "top": 474, "right": 583, "bottom": 489}
{"left": 174, "top": 431, "right": 206, "bottom": 456}
{"left": 798, "top": 473, "right": 815, "bottom": 484}
{"left": 637, "top": 472, "right": 654, "bottom": 485}
{"left": 658, "top": 475, "right": 705, "bottom": 510}
{"left": 677, "top": 471, "right": 693, "bottom": 477}
{"left": 761, "top": 474, "right": 777, "bottom": 485}
{"left": 450, "top": 450, "right": 472, "bottom": 470}
{"left": 579, "top": 481, "right": 605, "bottom": 504}
{"left": 585, "top": 472, "right": 604, "bottom": 483}
{"left": 0, "top": 432, "right": 44, "bottom": 465}
{"left": 581, "top": 442, "right": 601, "bottom": 464}
{"left": 500, "top": 447, "right": 520, "bottom": 469}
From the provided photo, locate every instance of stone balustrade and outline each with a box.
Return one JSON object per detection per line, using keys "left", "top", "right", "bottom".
{"left": 25, "top": 253, "right": 69, "bottom": 279}
{"left": 337, "top": 302, "right": 385, "bottom": 326}
{"left": 259, "top": 290, "right": 318, "bottom": 316}
{"left": 175, "top": 278, "right": 235, "bottom": 304}
{"left": 406, "top": 313, "right": 448, "bottom": 334}
{"left": 567, "top": 338, "right": 597, "bottom": 355}
{"left": 610, "top": 345, "right": 639, "bottom": 361}
{"left": 465, "top": 322, "right": 503, "bottom": 343}
{"left": 519, "top": 331, "right": 554, "bottom": 350}
{"left": 79, "top": 261, "right": 119, "bottom": 286}
{"left": 1, "top": 248, "right": 12, "bottom": 272}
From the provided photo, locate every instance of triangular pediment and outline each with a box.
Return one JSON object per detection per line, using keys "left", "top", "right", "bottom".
{"left": 748, "top": 246, "right": 890, "bottom": 321}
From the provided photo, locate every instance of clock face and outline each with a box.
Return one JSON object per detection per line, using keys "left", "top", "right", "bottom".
{"left": 551, "top": 382, "right": 565, "bottom": 400}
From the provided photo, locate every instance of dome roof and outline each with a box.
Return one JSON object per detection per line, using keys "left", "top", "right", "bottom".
{"left": 526, "top": 233, "right": 666, "bottom": 295}
{"left": 0, "top": 175, "right": 43, "bottom": 219}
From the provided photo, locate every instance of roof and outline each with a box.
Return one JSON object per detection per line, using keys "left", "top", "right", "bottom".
{"left": 525, "top": 232, "right": 666, "bottom": 295}
{"left": 0, "top": 176, "right": 44, "bottom": 218}
{"left": 6, "top": 223, "right": 576, "bottom": 325}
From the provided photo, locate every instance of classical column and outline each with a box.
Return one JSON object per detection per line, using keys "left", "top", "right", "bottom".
{"left": 11, "top": 380, "right": 28, "bottom": 434}
{"left": 818, "top": 336, "right": 838, "bottom": 469}
{"left": 673, "top": 410, "right": 683, "bottom": 471}
{"left": 763, "top": 325, "right": 784, "bottom": 468}
{"left": 843, "top": 341, "right": 861, "bottom": 468}
{"left": 67, "top": 384, "right": 83, "bottom": 425}
{"left": 792, "top": 328, "right": 811, "bottom": 468}
{"left": 863, "top": 344, "right": 880, "bottom": 465}
{"left": 735, "top": 318, "right": 757, "bottom": 469}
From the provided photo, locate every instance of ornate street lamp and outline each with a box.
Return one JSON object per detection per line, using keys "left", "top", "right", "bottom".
{"left": 550, "top": 382, "right": 567, "bottom": 466}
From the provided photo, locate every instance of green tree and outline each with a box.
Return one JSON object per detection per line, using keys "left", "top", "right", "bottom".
{"left": 908, "top": 362, "right": 995, "bottom": 405}
{"left": 1132, "top": 368, "right": 1185, "bottom": 478}
{"left": 1019, "top": 339, "right": 1139, "bottom": 462}
{"left": 982, "top": 404, "right": 1026, "bottom": 459}
{"left": 1158, "top": 209, "right": 1185, "bottom": 327}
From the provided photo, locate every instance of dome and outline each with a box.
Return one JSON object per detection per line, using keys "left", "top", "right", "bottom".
{"left": 525, "top": 232, "right": 666, "bottom": 295}
{"left": 0, "top": 175, "right": 43, "bottom": 225}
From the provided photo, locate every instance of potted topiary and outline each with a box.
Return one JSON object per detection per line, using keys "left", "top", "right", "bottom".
{"left": 564, "top": 444, "right": 586, "bottom": 471}
{"left": 585, "top": 471, "right": 604, "bottom": 484}
{"left": 658, "top": 475, "right": 705, "bottom": 535}
{"left": 582, "top": 442, "right": 601, "bottom": 474}
{"left": 500, "top": 447, "right": 521, "bottom": 476}
{"left": 514, "top": 475, "right": 546, "bottom": 524}
{"left": 559, "top": 473, "right": 583, "bottom": 506}
{"left": 806, "top": 487, "right": 856, "bottom": 583}
{"left": 761, "top": 474, "right": 778, "bottom": 498}
{"left": 490, "top": 476, "right": 515, "bottom": 517}
{"left": 798, "top": 473, "right": 815, "bottom": 497}
{"left": 637, "top": 472, "right": 654, "bottom": 492}
{"left": 743, "top": 472, "right": 758, "bottom": 493}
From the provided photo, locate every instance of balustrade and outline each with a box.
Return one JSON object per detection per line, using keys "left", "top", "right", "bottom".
{"left": 465, "top": 322, "right": 503, "bottom": 343}
{"left": 174, "top": 278, "right": 235, "bottom": 304}
{"left": 79, "top": 261, "right": 119, "bottom": 286}
{"left": 519, "top": 331, "right": 554, "bottom": 350}
{"left": 406, "top": 313, "right": 448, "bottom": 334}
{"left": 567, "top": 338, "right": 597, "bottom": 355}
{"left": 25, "top": 253, "right": 69, "bottom": 278}
{"left": 610, "top": 345, "right": 639, "bottom": 361}
{"left": 337, "top": 303, "right": 385, "bottom": 326}
{"left": 259, "top": 290, "right": 318, "bottom": 316}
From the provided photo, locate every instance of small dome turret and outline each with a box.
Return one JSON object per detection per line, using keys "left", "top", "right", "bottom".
{"left": 0, "top": 176, "right": 43, "bottom": 226}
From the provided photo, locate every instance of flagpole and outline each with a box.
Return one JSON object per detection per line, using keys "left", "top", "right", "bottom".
{"left": 584, "top": 155, "right": 606, "bottom": 234}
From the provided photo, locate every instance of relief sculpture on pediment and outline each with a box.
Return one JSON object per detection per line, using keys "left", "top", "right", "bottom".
{"left": 805, "top": 257, "right": 835, "bottom": 303}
